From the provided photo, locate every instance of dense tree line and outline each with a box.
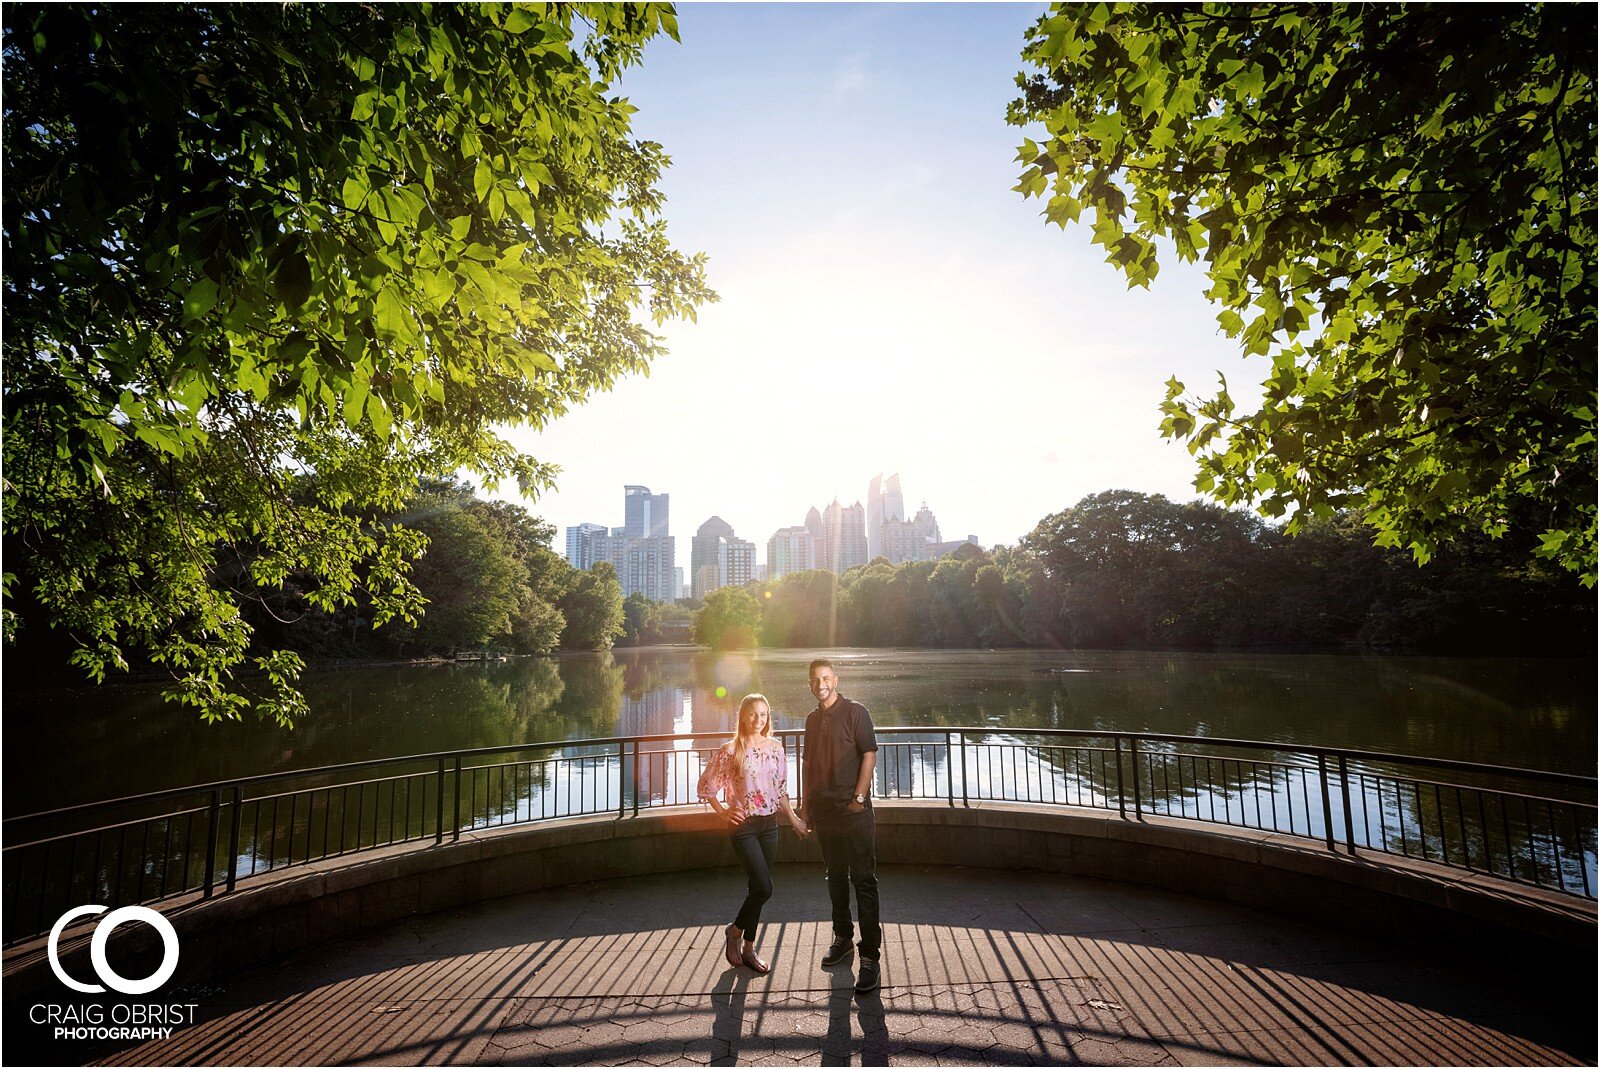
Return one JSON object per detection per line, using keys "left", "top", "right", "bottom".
{"left": 7, "top": 481, "right": 625, "bottom": 684}
{"left": 247, "top": 480, "right": 625, "bottom": 658}
{"left": 693, "top": 491, "right": 1594, "bottom": 654}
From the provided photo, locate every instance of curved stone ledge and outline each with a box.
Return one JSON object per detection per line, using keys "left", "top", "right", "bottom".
{"left": 7, "top": 801, "right": 1592, "bottom": 1002}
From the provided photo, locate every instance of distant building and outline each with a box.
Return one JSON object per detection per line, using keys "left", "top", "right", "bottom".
{"left": 767, "top": 525, "right": 816, "bottom": 580}
{"left": 584, "top": 486, "right": 675, "bottom": 601}
{"left": 692, "top": 516, "right": 755, "bottom": 597}
{"left": 791, "top": 482, "right": 973, "bottom": 574}
{"left": 592, "top": 531, "right": 676, "bottom": 601}
{"left": 867, "top": 473, "right": 906, "bottom": 562}
{"left": 673, "top": 567, "right": 684, "bottom": 601}
{"left": 565, "top": 522, "right": 607, "bottom": 570}
{"left": 691, "top": 516, "right": 735, "bottom": 599}
{"left": 930, "top": 535, "right": 982, "bottom": 560}
{"left": 624, "top": 485, "right": 670, "bottom": 539}
{"left": 720, "top": 536, "right": 755, "bottom": 589}
{"left": 817, "top": 498, "right": 868, "bottom": 574}
{"left": 881, "top": 517, "right": 927, "bottom": 564}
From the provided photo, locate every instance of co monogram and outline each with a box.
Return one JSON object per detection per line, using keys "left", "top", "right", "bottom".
{"left": 48, "top": 905, "right": 180, "bottom": 995}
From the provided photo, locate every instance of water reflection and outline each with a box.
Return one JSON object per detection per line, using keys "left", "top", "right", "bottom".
{"left": 4, "top": 648, "right": 1592, "bottom": 814}
{"left": 6, "top": 651, "right": 1594, "bottom": 942}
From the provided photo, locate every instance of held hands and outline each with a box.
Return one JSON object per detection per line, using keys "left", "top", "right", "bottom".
{"left": 789, "top": 813, "right": 811, "bottom": 838}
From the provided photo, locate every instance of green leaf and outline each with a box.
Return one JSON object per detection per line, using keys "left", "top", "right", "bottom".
{"left": 183, "top": 278, "right": 218, "bottom": 320}
{"left": 373, "top": 287, "right": 410, "bottom": 341}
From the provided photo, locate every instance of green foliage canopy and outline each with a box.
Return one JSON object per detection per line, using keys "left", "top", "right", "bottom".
{"left": 2, "top": 4, "right": 712, "bottom": 721}
{"left": 620, "top": 590, "right": 664, "bottom": 646}
{"left": 1010, "top": 4, "right": 1596, "bottom": 581}
{"left": 398, "top": 502, "right": 522, "bottom": 653}
{"left": 692, "top": 586, "right": 762, "bottom": 650}
{"left": 558, "top": 562, "right": 625, "bottom": 651}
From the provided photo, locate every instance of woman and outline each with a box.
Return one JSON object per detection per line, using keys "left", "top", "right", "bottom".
{"left": 697, "top": 692, "right": 809, "bottom": 973}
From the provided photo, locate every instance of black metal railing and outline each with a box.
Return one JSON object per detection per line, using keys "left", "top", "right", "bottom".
{"left": 5, "top": 728, "right": 1594, "bottom": 944}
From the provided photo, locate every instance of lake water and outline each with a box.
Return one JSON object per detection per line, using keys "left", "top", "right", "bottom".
{"left": 6, "top": 647, "right": 1594, "bottom": 812}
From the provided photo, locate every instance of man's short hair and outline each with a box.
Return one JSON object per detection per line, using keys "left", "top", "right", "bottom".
{"left": 808, "top": 658, "right": 835, "bottom": 675}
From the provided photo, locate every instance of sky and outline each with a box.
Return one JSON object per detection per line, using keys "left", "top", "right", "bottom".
{"left": 499, "top": 3, "right": 1261, "bottom": 562}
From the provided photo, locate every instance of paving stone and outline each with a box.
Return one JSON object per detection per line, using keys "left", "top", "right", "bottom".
{"left": 40, "top": 865, "right": 1586, "bottom": 1068}
{"left": 1071, "top": 1034, "right": 1180, "bottom": 1066}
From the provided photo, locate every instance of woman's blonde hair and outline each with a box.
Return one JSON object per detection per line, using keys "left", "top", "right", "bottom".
{"left": 730, "top": 692, "right": 773, "bottom": 786}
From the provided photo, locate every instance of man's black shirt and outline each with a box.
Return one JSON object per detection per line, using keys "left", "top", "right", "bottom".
{"left": 802, "top": 695, "right": 878, "bottom": 829}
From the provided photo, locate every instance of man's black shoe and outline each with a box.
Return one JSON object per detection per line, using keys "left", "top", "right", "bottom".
{"left": 854, "top": 956, "right": 881, "bottom": 994}
{"left": 821, "top": 939, "right": 853, "bottom": 967}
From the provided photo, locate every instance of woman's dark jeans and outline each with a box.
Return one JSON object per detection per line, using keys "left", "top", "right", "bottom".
{"left": 730, "top": 813, "right": 779, "bottom": 941}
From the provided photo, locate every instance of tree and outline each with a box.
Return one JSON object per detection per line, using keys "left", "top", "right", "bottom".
{"left": 1010, "top": 5, "right": 1596, "bottom": 582}
{"left": 466, "top": 497, "right": 568, "bottom": 655}
{"left": 1022, "top": 490, "right": 1271, "bottom": 647}
{"left": 620, "top": 591, "right": 664, "bottom": 646}
{"left": 757, "top": 570, "right": 841, "bottom": 648}
{"left": 693, "top": 586, "right": 762, "bottom": 650}
{"left": 557, "top": 562, "right": 625, "bottom": 652}
{"left": 392, "top": 495, "right": 521, "bottom": 654}
{"left": 2, "top": 5, "right": 713, "bottom": 721}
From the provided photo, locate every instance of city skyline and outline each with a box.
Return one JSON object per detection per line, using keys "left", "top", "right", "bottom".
{"left": 567, "top": 470, "right": 974, "bottom": 581}
{"left": 493, "top": 4, "right": 1246, "bottom": 559}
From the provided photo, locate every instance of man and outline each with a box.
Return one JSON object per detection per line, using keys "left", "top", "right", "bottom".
{"left": 800, "top": 657, "right": 881, "bottom": 994}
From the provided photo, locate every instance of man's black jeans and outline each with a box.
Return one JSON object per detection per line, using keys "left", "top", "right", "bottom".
{"left": 730, "top": 813, "right": 779, "bottom": 941}
{"left": 817, "top": 813, "right": 880, "bottom": 958}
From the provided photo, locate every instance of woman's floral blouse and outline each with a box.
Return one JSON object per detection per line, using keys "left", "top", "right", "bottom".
{"left": 697, "top": 740, "right": 788, "bottom": 821}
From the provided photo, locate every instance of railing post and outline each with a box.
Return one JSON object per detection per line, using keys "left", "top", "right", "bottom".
{"left": 435, "top": 757, "right": 446, "bottom": 844}
{"left": 202, "top": 788, "right": 221, "bottom": 899}
{"left": 226, "top": 786, "right": 243, "bottom": 893}
{"left": 1129, "top": 737, "right": 1142, "bottom": 820}
{"left": 452, "top": 755, "right": 462, "bottom": 841}
{"left": 959, "top": 733, "right": 969, "bottom": 808}
{"left": 1338, "top": 754, "right": 1356, "bottom": 856}
{"left": 630, "top": 740, "right": 640, "bottom": 818}
{"left": 617, "top": 740, "right": 627, "bottom": 819}
{"left": 1318, "top": 753, "right": 1336, "bottom": 851}
{"left": 1114, "top": 737, "right": 1126, "bottom": 816}
{"left": 945, "top": 733, "right": 955, "bottom": 808}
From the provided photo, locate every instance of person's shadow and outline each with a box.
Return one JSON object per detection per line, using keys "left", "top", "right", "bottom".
{"left": 710, "top": 967, "right": 755, "bottom": 1066}
{"left": 821, "top": 966, "right": 888, "bottom": 1066}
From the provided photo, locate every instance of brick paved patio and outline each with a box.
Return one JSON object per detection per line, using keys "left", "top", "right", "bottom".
{"left": 7, "top": 864, "right": 1592, "bottom": 1066}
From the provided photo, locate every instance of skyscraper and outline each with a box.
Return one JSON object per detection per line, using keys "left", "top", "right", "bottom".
{"left": 767, "top": 526, "right": 816, "bottom": 580}
{"left": 608, "top": 536, "right": 676, "bottom": 601}
{"left": 804, "top": 506, "right": 824, "bottom": 543}
{"left": 867, "top": 473, "right": 905, "bottom": 561}
{"left": 565, "top": 522, "right": 607, "bottom": 570}
{"left": 624, "top": 485, "right": 670, "bottom": 539}
{"left": 588, "top": 486, "right": 675, "bottom": 601}
{"left": 720, "top": 536, "right": 755, "bottom": 589}
{"left": 691, "top": 516, "right": 736, "bottom": 599}
{"left": 818, "top": 498, "right": 868, "bottom": 573}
